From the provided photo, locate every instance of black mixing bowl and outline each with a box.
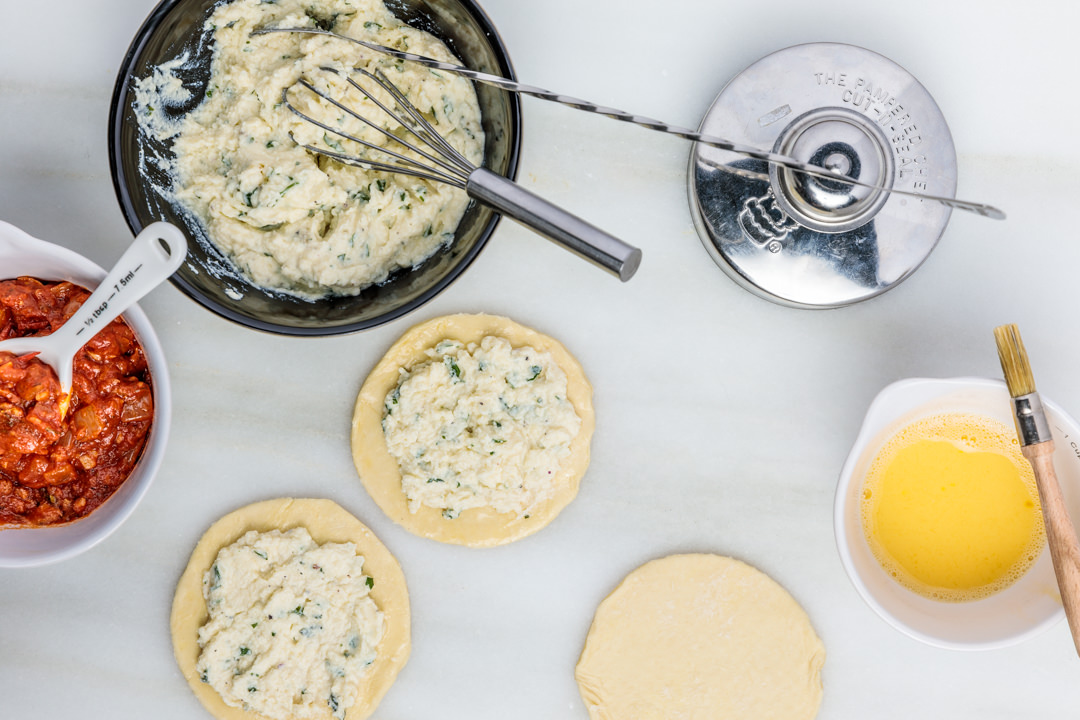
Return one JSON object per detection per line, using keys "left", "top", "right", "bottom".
{"left": 109, "top": 0, "right": 521, "bottom": 335}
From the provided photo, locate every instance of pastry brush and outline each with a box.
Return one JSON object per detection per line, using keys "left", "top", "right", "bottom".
{"left": 995, "top": 323, "right": 1080, "bottom": 655}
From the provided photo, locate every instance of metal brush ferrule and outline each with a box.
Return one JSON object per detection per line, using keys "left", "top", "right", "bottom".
{"left": 1011, "top": 392, "right": 1053, "bottom": 446}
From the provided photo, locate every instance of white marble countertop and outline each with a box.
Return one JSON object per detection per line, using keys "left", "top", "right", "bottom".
{"left": 3, "top": 0, "right": 1080, "bottom": 717}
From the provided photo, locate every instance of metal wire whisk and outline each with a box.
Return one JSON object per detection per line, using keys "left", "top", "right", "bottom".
{"left": 281, "top": 66, "right": 641, "bottom": 281}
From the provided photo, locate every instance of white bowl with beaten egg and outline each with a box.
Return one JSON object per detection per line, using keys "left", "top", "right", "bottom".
{"left": 0, "top": 221, "right": 171, "bottom": 567}
{"left": 835, "top": 377, "right": 1080, "bottom": 650}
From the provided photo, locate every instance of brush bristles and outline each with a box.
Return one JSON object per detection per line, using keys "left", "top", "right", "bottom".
{"left": 994, "top": 324, "right": 1036, "bottom": 397}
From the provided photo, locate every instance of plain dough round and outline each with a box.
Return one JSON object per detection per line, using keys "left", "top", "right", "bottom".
{"left": 350, "top": 313, "right": 595, "bottom": 547}
{"left": 575, "top": 554, "right": 825, "bottom": 720}
{"left": 170, "top": 498, "right": 411, "bottom": 720}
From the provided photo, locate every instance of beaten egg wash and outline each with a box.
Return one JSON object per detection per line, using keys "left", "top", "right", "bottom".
{"left": 860, "top": 414, "right": 1044, "bottom": 602}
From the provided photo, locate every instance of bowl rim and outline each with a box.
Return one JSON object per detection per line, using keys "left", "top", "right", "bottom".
{"left": 0, "top": 220, "right": 172, "bottom": 567}
{"left": 833, "top": 376, "right": 1073, "bottom": 650}
{"left": 107, "top": 0, "right": 523, "bottom": 336}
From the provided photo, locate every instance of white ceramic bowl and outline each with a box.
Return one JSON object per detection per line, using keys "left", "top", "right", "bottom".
{"left": 0, "top": 220, "right": 171, "bottom": 567}
{"left": 835, "top": 377, "right": 1080, "bottom": 650}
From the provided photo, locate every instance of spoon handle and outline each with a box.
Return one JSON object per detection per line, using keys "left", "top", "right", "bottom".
{"left": 52, "top": 223, "right": 187, "bottom": 347}
{"left": 253, "top": 27, "right": 1006, "bottom": 221}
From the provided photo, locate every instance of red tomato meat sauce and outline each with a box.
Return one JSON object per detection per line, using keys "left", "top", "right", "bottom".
{"left": 0, "top": 277, "right": 154, "bottom": 527}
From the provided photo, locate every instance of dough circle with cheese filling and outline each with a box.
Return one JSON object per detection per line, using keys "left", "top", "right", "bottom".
{"left": 351, "top": 313, "right": 595, "bottom": 547}
{"left": 576, "top": 554, "right": 825, "bottom": 720}
{"left": 170, "top": 498, "right": 410, "bottom": 720}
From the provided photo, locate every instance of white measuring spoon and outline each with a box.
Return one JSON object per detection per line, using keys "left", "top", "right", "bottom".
{"left": 0, "top": 222, "right": 187, "bottom": 398}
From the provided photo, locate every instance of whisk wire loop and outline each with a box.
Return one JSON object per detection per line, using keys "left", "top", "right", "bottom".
{"left": 277, "top": 59, "right": 641, "bottom": 280}
{"left": 280, "top": 67, "right": 470, "bottom": 187}
{"left": 349, "top": 68, "right": 474, "bottom": 177}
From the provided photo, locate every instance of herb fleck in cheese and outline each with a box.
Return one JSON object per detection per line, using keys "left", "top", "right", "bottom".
{"left": 382, "top": 336, "right": 582, "bottom": 518}
{"left": 197, "top": 528, "right": 384, "bottom": 720}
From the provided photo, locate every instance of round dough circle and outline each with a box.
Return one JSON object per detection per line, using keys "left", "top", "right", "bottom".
{"left": 575, "top": 554, "right": 825, "bottom": 720}
{"left": 351, "top": 313, "right": 595, "bottom": 547}
{"left": 170, "top": 498, "right": 411, "bottom": 720}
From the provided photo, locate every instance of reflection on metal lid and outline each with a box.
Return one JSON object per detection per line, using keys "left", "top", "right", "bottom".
{"left": 688, "top": 43, "right": 957, "bottom": 309}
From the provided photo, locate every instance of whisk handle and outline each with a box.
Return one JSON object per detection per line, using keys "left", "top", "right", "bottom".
{"left": 466, "top": 168, "right": 641, "bottom": 282}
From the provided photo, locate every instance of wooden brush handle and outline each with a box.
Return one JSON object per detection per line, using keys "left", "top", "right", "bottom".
{"left": 1024, "top": 440, "right": 1080, "bottom": 656}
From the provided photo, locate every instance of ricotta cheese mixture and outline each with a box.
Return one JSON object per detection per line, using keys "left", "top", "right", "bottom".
{"left": 135, "top": 0, "right": 484, "bottom": 298}
{"left": 382, "top": 336, "right": 582, "bottom": 519}
{"left": 197, "top": 528, "right": 384, "bottom": 720}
